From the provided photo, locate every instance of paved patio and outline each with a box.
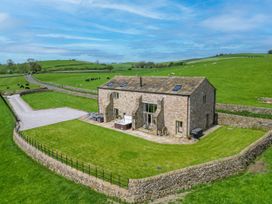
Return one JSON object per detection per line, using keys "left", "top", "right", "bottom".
{"left": 7, "top": 94, "right": 88, "bottom": 131}
{"left": 81, "top": 117, "right": 220, "bottom": 144}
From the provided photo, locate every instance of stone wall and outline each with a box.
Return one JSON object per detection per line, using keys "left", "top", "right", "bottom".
{"left": 98, "top": 88, "right": 190, "bottom": 137}
{"left": 19, "top": 87, "right": 50, "bottom": 96}
{"left": 13, "top": 130, "right": 132, "bottom": 203}
{"left": 13, "top": 121, "right": 272, "bottom": 203}
{"left": 128, "top": 131, "right": 272, "bottom": 202}
{"left": 218, "top": 112, "right": 272, "bottom": 130}
{"left": 189, "top": 79, "right": 216, "bottom": 132}
{"left": 217, "top": 103, "right": 272, "bottom": 115}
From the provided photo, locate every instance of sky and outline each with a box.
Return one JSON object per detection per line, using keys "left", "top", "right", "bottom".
{"left": 0, "top": 0, "right": 272, "bottom": 63}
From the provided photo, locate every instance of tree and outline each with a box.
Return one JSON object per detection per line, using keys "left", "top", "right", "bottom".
{"left": 27, "top": 58, "right": 42, "bottom": 73}
{"left": 7, "top": 59, "right": 15, "bottom": 67}
{"left": 18, "top": 63, "right": 30, "bottom": 74}
{"left": 268, "top": 50, "right": 272, "bottom": 54}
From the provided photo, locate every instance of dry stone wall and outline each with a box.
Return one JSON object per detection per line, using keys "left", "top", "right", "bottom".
{"left": 128, "top": 131, "right": 272, "bottom": 202}
{"left": 13, "top": 130, "right": 132, "bottom": 203}
{"left": 218, "top": 112, "right": 272, "bottom": 130}
{"left": 217, "top": 103, "right": 272, "bottom": 115}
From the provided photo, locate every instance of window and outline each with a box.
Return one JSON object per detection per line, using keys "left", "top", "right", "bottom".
{"left": 176, "top": 121, "right": 183, "bottom": 134}
{"left": 143, "top": 103, "right": 157, "bottom": 113}
{"left": 112, "top": 92, "right": 119, "bottom": 99}
{"left": 113, "top": 108, "right": 119, "bottom": 118}
{"left": 203, "top": 95, "right": 206, "bottom": 104}
{"left": 172, "top": 84, "right": 182, "bottom": 91}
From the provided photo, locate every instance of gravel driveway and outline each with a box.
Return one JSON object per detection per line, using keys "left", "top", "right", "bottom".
{"left": 7, "top": 94, "right": 88, "bottom": 131}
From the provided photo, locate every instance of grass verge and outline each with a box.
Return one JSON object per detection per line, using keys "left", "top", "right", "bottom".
{"left": 0, "top": 96, "right": 108, "bottom": 203}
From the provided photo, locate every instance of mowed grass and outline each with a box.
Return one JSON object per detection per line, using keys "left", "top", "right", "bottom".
{"left": 183, "top": 146, "right": 272, "bottom": 204}
{"left": 0, "top": 76, "right": 38, "bottom": 92}
{"left": 0, "top": 97, "right": 108, "bottom": 203}
{"left": 22, "top": 91, "right": 98, "bottom": 112}
{"left": 22, "top": 120, "right": 265, "bottom": 179}
{"left": 35, "top": 54, "right": 272, "bottom": 108}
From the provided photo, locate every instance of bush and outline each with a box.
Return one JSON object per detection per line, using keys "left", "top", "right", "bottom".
{"left": 268, "top": 50, "right": 272, "bottom": 54}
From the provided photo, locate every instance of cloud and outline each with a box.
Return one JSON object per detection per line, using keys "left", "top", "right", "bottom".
{"left": 90, "top": 23, "right": 142, "bottom": 35}
{"left": 36, "top": 33, "right": 109, "bottom": 41}
{"left": 87, "top": 1, "right": 164, "bottom": 19}
{"left": 201, "top": 13, "right": 266, "bottom": 32}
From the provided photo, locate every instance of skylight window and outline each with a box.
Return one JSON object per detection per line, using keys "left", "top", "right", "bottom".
{"left": 172, "top": 85, "right": 182, "bottom": 91}
{"left": 120, "top": 82, "right": 128, "bottom": 87}
{"left": 107, "top": 82, "right": 113, "bottom": 87}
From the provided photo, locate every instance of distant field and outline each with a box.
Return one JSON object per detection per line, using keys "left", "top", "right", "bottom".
{"left": 22, "top": 121, "right": 264, "bottom": 179}
{"left": 35, "top": 54, "right": 272, "bottom": 108}
{"left": 38, "top": 60, "right": 108, "bottom": 71}
{"left": 22, "top": 92, "right": 98, "bottom": 112}
{"left": 0, "top": 76, "right": 38, "bottom": 92}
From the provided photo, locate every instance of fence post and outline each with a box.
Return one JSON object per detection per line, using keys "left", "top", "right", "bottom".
{"left": 66, "top": 155, "right": 67, "bottom": 164}
{"left": 118, "top": 175, "right": 120, "bottom": 187}
{"left": 76, "top": 160, "right": 78, "bottom": 169}
{"left": 110, "top": 172, "right": 112, "bottom": 184}
{"left": 95, "top": 167, "right": 97, "bottom": 178}
{"left": 88, "top": 165, "right": 90, "bottom": 175}
{"left": 102, "top": 169, "right": 104, "bottom": 180}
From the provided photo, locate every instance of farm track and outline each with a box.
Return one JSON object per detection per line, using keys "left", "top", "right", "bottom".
{"left": 26, "top": 75, "right": 98, "bottom": 99}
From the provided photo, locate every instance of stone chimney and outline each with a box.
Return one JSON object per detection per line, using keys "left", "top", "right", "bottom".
{"left": 140, "top": 76, "right": 143, "bottom": 87}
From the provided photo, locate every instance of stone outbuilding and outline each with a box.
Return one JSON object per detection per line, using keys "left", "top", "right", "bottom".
{"left": 98, "top": 76, "right": 216, "bottom": 138}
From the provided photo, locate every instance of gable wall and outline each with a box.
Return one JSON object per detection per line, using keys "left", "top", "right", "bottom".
{"left": 189, "top": 80, "right": 216, "bottom": 132}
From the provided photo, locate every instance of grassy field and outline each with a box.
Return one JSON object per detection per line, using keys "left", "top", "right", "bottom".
{"left": 35, "top": 54, "right": 272, "bottom": 108}
{"left": 0, "top": 97, "right": 108, "bottom": 203}
{"left": 183, "top": 146, "right": 272, "bottom": 204}
{"left": 22, "top": 120, "right": 264, "bottom": 179}
{"left": 38, "top": 60, "right": 107, "bottom": 71}
{"left": 22, "top": 91, "right": 98, "bottom": 112}
{"left": 0, "top": 76, "right": 38, "bottom": 92}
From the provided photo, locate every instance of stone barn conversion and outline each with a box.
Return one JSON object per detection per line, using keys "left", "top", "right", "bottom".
{"left": 98, "top": 76, "right": 216, "bottom": 138}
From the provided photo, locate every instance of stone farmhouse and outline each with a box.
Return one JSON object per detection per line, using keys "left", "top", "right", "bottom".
{"left": 98, "top": 76, "right": 216, "bottom": 138}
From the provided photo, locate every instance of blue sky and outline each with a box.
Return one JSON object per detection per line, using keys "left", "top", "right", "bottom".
{"left": 0, "top": 0, "right": 272, "bottom": 63}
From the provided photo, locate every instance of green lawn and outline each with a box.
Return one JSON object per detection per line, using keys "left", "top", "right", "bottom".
{"left": 22, "top": 120, "right": 265, "bottom": 179}
{"left": 183, "top": 146, "right": 272, "bottom": 204}
{"left": 35, "top": 54, "right": 272, "bottom": 108}
{"left": 22, "top": 91, "right": 98, "bottom": 112}
{"left": 0, "top": 76, "right": 38, "bottom": 92}
{"left": 0, "top": 97, "right": 108, "bottom": 203}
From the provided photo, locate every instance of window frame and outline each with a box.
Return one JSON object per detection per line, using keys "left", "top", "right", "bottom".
{"left": 176, "top": 121, "right": 183, "bottom": 134}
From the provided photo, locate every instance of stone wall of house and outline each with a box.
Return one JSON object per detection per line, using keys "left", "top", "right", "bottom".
{"left": 98, "top": 88, "right": 189, "bottom": 137}
{"left": 128, "top": 130, "right": 272, "bottom": 202}
{"left": 132, "top": 96, "right": 144, "bottom": 129}
{"left": 217, "top": 103, "right": 272, "bottom": 115}
{"left": 189, "top": 79, "right": 216, "bottom": 133}
{"left": 154, "top": 98, "right": 165, "bottom": 135}
{"left": 218, "top": 113, "right": 272, "bottom": 130}
{"left": 13, "top": 130, "right": 132, "bottom": 202}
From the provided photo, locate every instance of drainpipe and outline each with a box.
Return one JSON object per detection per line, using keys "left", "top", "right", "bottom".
{"left": 187, "top": 96, "right": 190, "bottom": 137}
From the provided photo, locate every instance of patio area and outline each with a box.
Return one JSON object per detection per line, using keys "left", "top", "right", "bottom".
{"left": 80, "top": 116, "right": 220, "bottom": 144}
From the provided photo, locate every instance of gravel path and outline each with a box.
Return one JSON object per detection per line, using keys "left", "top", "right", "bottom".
{"left": 7, "top": 94, "right": 88, "bottom": 131}
{"left": 25, "top": 74, "right": 97, "bottom": 99}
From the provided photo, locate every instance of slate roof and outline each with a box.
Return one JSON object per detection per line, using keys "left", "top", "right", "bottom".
{"left": 99, "top": 76, "right": 208, "bottom": 96}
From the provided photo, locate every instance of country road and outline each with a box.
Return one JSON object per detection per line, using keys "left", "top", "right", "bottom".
{"left": 25, "top": 74, "right": 98, "bottom": 99}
